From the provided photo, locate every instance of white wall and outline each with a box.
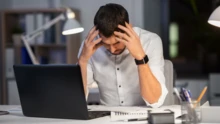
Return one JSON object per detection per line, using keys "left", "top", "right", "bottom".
{"left": 144, "top": 0, "right": 161, "bottom": 36}
{"left": 0, "top": 0, "right": 11, "bottom": 9}
{"left": 11, "top": 0, "right": 50, "bottom": 8}
{"left": 1, "top": 0, "right": 60, "bottom": 9}
{"left": 61, "top": 0, "right": 144, "bottom": 40}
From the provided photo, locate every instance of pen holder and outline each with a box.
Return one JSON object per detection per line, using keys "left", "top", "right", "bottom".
{"left": 181, "top": 101, "right": 201, "bottom": 124}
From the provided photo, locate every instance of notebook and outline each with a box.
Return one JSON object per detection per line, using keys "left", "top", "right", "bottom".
{"left": 111, "top": 111, "right": 148, "bottom": 121}
{"left": 111, "top": 110, "right": 173, "bottom": 121}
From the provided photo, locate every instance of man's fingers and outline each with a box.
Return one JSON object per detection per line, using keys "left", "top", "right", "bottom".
{"left": 128, "top": 23, "right": 133, "bottom": 27}
{"left": 94, "top": 42, "right": 103, "bottom": 50}
{"left": 125, "top": 22, "right": 134, "bottom": 33}
{"left": 88, "top": 30, "right": 99, "bottom": 43}
{"left": 115, "top": 37, "right": 127, "bottom": 45}
{"left": 125, "top": 22, "right": 132, "bottom": 28}
{"left": 125, "top": 22, "right": 137, "bottom": 37}
{"left": 114, "top": 31, "right": 130, "bottom": 41}
{"left": 118, "top": 25, "right": 133, "bottom": 37}
{"left": 86, "top": 26, "right": 97, "bottom": 41}
{"left": 88, "top": 26, "right": 97, "bottom": 36}
{"left": 92, "top": 37, "right": 102, "bottom": 45}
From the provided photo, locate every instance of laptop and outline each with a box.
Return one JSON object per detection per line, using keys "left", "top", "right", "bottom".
{"left": 13, "top": 64, "right": 110, "bottom": 120}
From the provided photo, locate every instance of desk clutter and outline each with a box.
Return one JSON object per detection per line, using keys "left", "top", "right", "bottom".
{"left": 111, "top": 110, "right": 175, "bottom": 123}
{"left": 174, "top": 86, "right": 207, "bottom": 104}
{"left": 3, "top": 104, "right": 220, "bottom": 123}
{"left": 5, "top": 105, "right": 180, "bottom": 123}
{"left": 88, "top": 105, "right": 181, "bottom": 123}
{"left": 174, "top": 86, "right": 207, "bottom": 123}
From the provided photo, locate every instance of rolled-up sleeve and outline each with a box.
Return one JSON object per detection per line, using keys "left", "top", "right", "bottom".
{"left": 140, "top": 32, "right": 168, "bottom": 108}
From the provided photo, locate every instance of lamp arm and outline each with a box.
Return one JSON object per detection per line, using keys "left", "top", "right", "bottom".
{"left": 44, "top": 13, "right": 65, "bottom": 29}
{"left": 23, "top": 13, "right": 65, "bottom": 40}
{"left": 21, "top": 13, "right": 65, "bottom": 65}
{"left": 21, "top": 35, "right": 40, "bottom": 65}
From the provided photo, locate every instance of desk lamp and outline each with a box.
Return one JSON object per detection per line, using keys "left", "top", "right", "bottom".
{"left": 21, "top": 8, "right": 84, "bottom": 64}
{"left": 208, "top": 6, "right": 220, "bottom": 27}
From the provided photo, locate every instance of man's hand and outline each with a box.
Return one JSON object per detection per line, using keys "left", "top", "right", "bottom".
{"left": 114, "top": 22, "right": 145, "bottom": 60}
{"left": 79, "top": 26, "right": 102, "bottom": 64}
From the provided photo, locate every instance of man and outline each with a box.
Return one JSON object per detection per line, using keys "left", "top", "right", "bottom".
{"left": 78, "top": 3, "right": 168, "bottom": 108}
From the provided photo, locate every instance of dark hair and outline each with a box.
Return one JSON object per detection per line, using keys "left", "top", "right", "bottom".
{"left": 94, "top": 3, "right": 129, "bottom": 38}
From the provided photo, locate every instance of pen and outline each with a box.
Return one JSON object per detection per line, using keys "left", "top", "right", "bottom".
{"left": 180, "top": 93, "right": 186, "bottom": 101}
{"left": 188, "top": 90, "right": 192, "bottom": 97}
{"left": 197, "top": 86, "right": 207, "bottom": 103}
{"left": 181, "top": 88, "right": 188, "bottom": 101}
{"left": 174, "top": 88, "right": 182, "bottom": 102}
{"left": 182, "top": 88, "right": 196, "bottom": 109}
{"left": 125, "top": 117, "right": 148, "bottom": 122}
{"left": 183, "top": 88, "right": 192, "bottom": 103}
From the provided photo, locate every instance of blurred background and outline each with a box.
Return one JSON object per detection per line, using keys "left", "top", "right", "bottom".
{"left": 0, "top": 0, "right": 220, "bottom": 106}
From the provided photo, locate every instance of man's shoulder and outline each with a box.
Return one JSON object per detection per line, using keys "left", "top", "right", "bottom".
{"left": 132, "top": 27, "right": 162, "bottom": 46}
{"left": 132, "top": 27, "right": 161, "bottom": 40}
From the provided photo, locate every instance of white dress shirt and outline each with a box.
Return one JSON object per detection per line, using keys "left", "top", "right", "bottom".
{"left": 78, "top": 27, "right": 168, "bottom": 108}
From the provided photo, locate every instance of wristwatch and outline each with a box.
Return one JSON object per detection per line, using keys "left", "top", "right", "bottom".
{"left": 135, "top": 55, "right": 149, "bottom": 65}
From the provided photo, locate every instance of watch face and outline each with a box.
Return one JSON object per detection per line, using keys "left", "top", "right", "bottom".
{"left": 135, "top": 55, "right": 148, "bottom": 65}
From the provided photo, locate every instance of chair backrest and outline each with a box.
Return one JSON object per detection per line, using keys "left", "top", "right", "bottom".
{"left": 163, "top": 60, "right": 175, "bottom": 105}
{"left": 208, "top": 73, "right": 220, "bottom": 106}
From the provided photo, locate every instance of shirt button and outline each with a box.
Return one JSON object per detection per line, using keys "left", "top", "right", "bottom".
{"left": 117, "top": 68, "right": 119, "bottom": 70}
{"left": 119, "top": 85, "right": 121, "bottom": 88}
{"left": 121, "top": 101, "right": 123, "bottom": 104}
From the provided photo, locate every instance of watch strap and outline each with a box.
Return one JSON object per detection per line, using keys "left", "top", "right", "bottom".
{"left": 135, "top": 55, "right": 149, "bottom": 65}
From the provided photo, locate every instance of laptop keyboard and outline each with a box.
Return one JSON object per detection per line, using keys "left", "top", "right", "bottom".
{"left": 88, "top": 111, "right": 110, "bottom": 119}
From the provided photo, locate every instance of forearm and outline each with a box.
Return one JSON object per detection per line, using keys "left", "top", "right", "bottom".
{"left": 138, "top": 64, "right": 162, "bottom": 104}
{"left": 77, "top": 26, "right": 103, "bottom": 97}
{"left": 78, "top": 59, "right": 88, "bottom": 96}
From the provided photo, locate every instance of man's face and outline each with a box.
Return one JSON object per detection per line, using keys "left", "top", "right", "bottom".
{"left": 99, "top": 33, "right": 126, "bottom": 55}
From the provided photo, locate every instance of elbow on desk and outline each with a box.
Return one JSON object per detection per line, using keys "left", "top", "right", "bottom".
{"left": 142, "top": 91, "right": 168, "bottom": 108}
{"left": 142, "top": 91, "right": 162, "bottom": 104}
{"left": 143, "top": 96, "right": 160, "bottom": 105}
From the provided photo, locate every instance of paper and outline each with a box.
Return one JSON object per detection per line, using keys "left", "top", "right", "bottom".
{"left": 88, "top": 105, "right": 182, "bottom": 121}
{"left": 8, "top": 106, "right": 22, "bottom": 111}
{"left": 201, "top": 101, "right": 210, "bottom": 107}
{"left": 111, "top": 111, "right": 148, "bottom": 121}
{"left": 88, "top": 105, "right": 153, "bottom": 112}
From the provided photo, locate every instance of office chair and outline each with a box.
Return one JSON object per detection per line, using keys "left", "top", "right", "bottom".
{"left": 163, "top": 59, "right": 176, "bottom": 105}
{"left": 208, "top": 73, "right": 220, "bottom": 106}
